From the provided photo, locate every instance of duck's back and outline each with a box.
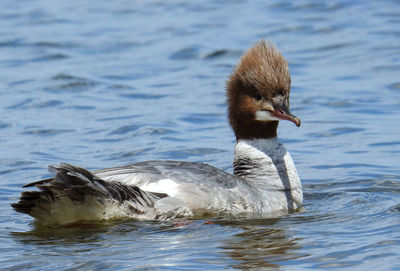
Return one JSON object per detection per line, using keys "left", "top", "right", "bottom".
{"left": 94, "top": 161, "right": 261, "bottom": 216}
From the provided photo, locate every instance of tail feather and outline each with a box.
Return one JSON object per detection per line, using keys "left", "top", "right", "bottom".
{"left": 11, "top": 163, "right": 162, "bottom": 225}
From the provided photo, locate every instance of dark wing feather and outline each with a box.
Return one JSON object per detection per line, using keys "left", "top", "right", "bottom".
{"left": 11, "top": 162, "right": 163, "bottom": 216}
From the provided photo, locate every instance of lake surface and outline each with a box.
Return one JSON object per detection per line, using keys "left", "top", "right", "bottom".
{"left": 1, "top": 0, "right": 400, "bottom": 270}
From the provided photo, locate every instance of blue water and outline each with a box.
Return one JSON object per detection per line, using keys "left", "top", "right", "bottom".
{"left": 1, "top": 0, "right": 400, "bottom": 270}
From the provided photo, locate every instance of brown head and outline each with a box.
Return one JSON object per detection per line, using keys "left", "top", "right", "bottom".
{"left": 226, "top": 40, "right": 300, "bottom": 140}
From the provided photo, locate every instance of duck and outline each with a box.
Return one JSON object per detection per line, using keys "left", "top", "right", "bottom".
{"left": 12, "top": 40, "right": 303, "bottom": 225}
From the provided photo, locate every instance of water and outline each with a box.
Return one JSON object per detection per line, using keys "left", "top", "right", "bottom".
{"left": 1, "top": 0, "right": 399, "bottom": 270}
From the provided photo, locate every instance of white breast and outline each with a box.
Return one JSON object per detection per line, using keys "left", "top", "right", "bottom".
{"left": 234, "top": 138, "right": 303, "bottom": 211}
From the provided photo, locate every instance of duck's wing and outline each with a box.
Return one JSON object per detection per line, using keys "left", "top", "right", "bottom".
{"left": 94, "top": 160, "right": 242, "bottom": 190}
{"left": 90, "top": 160, "right": 250, "bottom": 217}
{"left": 94, "top": 160, "right": 255, "bottom": 215}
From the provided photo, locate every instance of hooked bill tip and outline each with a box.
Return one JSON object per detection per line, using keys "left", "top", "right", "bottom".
{"left": 294, "top": 117, "right": 301, "bottom": 127}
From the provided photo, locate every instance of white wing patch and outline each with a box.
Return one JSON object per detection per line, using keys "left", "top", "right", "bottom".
{"left": 139, "top": 179, "right": 179, "bottom": 197}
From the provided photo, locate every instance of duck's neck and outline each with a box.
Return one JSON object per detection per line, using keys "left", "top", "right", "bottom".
{"left": 233, "top": 138, "right": 302, "bottom": 210}
{"left": 233, "top": 120, "right": 278, "bottom": 140}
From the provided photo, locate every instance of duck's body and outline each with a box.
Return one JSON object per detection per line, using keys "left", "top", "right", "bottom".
{"left": 12, "top": 40, "right": 303, "bottom": 225}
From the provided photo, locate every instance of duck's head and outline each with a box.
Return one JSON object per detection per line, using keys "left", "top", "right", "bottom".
{"left": 227, "top": 40, "right": 300, "bottom": 140}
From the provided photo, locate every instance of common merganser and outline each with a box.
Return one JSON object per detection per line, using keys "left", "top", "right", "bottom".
{"left": 12, "top": 40, "right": 303, "bottom": 225}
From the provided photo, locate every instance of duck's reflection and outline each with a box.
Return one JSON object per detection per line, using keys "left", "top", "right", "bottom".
{"left": 10, "top": 219, "right": 144, "bottom": 246}
{"left": 217, "top": 218, "right": 303, "bottom": 270}
{"left": 11, "top": 217, "right": 304, "bottom": 270}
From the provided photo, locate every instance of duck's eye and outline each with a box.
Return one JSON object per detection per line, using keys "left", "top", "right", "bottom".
{"left": 254, "top": 94, "right": 262, "bottom": 101}
{"left": 277, "top": 88, "right": 286, "bottom": 97}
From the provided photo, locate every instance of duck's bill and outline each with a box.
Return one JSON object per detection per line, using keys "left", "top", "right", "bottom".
{"left": 271, "top": 104, "right": 301, "bottom": 127}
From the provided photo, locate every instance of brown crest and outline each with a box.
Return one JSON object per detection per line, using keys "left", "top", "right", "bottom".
{"left": 226, "top": 40, "right": 293, "bottom": 140}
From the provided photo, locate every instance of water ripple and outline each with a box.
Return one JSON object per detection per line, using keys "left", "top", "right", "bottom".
{"left": 21, "top": 128, "right": 74, "bottom": 136}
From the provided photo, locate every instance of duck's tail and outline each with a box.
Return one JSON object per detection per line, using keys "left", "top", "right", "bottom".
{"left": 11, "top": 163, "right": 161, "bottom": 225}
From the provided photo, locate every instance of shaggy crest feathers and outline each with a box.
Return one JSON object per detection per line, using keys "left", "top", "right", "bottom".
{"left": 229, "top": 40, "right": 291, "bottom": 94}
{"left": 226, "top": 40, "right": 293, "bottom": 140}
